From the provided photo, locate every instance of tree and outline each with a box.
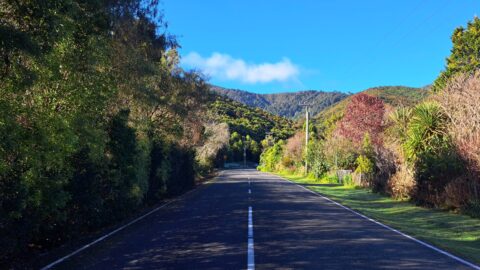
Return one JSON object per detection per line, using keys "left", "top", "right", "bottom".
{"left": 336, "top": 93, "right": 385, "bottom": 145}
{"left": 433, "top": 17, "right": 480, "bottom": 92}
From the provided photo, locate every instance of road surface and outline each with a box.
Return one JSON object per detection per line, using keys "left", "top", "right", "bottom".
{"left": 47, "top": 169, "right": 476, "bottom": 269}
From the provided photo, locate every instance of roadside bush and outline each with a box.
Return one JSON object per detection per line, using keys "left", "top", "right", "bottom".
{"left": 353, "top": 155, "right": 374, "bottom": 186}
{"left": 281, "top": 155, "right": 296, "bottom": 171}
{"left": 404, "top": 102, "right": 462, "bottom": 207}
{"left": 284, "top": 131, "right": 305, "bottom": 164}
{"left": 258, "top": 140, "right": 285, "bottom": 172}
{"left": 307, "top": 140, "right": 329, "bottom": 179}
{"left": 146, "top": 139, "right": 170, "bottom": 204}
{"left": 323, "top": 136, "right": 358, "bottom": 170}
{"left": 436, "top": 72, "right": 480, "bottom": 206}
{"left": 381, "top": 108, "right": 416, "bottom": 198}
{"left": 444, "top": 177, "right": 472, "bottom": 210}
{"left": 167, "top": 145, "right": 195, "bottom": 196}
{"left": 386, "top": 162, "right": 415, "bottom": 199}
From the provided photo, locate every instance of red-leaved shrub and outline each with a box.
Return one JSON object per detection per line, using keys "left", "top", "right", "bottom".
{"left": 336, "top": 93, "right": 385, "bottom": 145}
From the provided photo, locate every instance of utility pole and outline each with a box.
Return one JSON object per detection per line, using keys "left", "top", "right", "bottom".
{"left": 300, "top": 102, "right": 311, "bottom": 175}
{"left": 265, "top": 131, "right": 274, "bottom": 146}
{"left": 243, "top": 136, "right": 247, "bottom": 168}
{"left": 244, "top": 144, "right": 247, "bottom": 168}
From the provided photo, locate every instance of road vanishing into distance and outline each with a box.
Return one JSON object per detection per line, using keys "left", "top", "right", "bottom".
{"left": 46, "top": 169, "right": 476, "bottom": 270}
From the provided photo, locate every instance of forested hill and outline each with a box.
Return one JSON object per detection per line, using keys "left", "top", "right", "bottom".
{"left": 211, "top": 97, "right": 295, "bottom": 142}
{"left": 211, "top": 85, "right": 348, "bottom": 118}
{"left": 210, "top": 97, "right": 295, "bottom": 162}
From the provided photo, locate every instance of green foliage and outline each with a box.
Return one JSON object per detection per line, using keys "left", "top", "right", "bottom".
{"left": 355, "top": 155, "right": 374, "bottom": 174}
{"left": 361, "top": 133, "right": 374, "bottom": 158}
{"left": 403, "top": 102, "right": 450, "bottom": 163}
{"left": 323, "top": 137, "right": 358, "bottom": 170}
{"left": 258, "top": 140, "right": 285, "bottom": 172}
{"left": 104, "top": 109, "right": 143, "bottom": 219}
{"left": 386, "top": 107, "right": 413, "bottom": 144}
{"left": 403, "top": 102, "right": 462, "bottom": 206}
{"left": 307, "top": 140, "right": 329, "bottom": 179}
{"left": 433, "top": 17, "right": 480, "bottom": 92}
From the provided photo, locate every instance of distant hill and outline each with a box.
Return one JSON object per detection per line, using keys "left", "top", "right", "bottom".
{"left": 210, "top": 96, "right": 295, "bottom": 142}
{"left": 211, "top": 85, "right": 348, "bottom": 119}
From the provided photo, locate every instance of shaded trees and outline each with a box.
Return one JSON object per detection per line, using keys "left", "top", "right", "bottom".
{"left": 0, "top": 0, "right": 224, "bottom": 265}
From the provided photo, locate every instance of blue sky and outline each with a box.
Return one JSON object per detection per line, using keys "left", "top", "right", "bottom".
{"left": 162, "top": 1, "right": 479, "bottom": 94}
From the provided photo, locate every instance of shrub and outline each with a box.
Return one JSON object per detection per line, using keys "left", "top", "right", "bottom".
{"left": 336, "top": 93, "right": 385, "bottom": 145}
{"left": 404, "top": 102, "right": 462, "bottom": 206}
{"left": 388, "top": 163, "right": 416, "bottom": 200}
{"left": 284, "top": 131, "right": 305, "bottom": 163}
{"left": 307, "top": 140, "right": 329, "bottom": 179}
{"left": 323, "top": 136, "right": 358, "bottom": 170}
{"left": 436, "top": 72, "right": 480, "bottom": 204}
{"left": 258, "top": 140, "right": 285, "bottom": 172}
{"left": 355, "top": 155, "right": 374, "bottom": 174}
{"left": 386, "top": 107, "right": 412, "bottom": 145}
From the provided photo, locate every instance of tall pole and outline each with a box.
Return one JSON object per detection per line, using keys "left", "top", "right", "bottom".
{"left": 305, "top": 106, "right": 309, "bottom": 175}
{"left": 243, "top": 136, "right": 247, "bottom": 168}
{"left": 244, "top": 145, "right": 247, "bottom": 168}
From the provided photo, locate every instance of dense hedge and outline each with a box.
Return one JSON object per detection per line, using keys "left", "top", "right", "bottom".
{"left": 0, "top": 0, "right": 213, "bottom": 264}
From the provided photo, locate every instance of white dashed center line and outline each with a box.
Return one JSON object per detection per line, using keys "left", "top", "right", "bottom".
{"left": 247, "top": 206, "right": 255, "bottom": 270}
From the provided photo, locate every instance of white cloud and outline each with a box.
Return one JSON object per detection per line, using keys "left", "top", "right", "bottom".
{"left": 181, "top": 52, "right": 300, "bottom": 84}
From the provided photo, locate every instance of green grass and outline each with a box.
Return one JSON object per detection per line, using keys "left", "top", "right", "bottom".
{"left": 274, "top": 171, "right": 480, "bottom": 265}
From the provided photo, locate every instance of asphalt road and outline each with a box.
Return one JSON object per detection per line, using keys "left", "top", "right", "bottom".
{"left": 48, "top": 169, "right": 476, "bottom": 270}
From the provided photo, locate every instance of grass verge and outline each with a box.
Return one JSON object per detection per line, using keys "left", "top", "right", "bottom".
{"left": 273, "top": 171, "right": 480, "bottom": 265}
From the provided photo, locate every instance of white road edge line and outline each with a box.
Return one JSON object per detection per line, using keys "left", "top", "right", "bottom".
{"left": 41, "top": 171, "right": 224, "bottom": 270}
{"left": 269, "top": 172, "right": 480, "bottom": 270}
{"left": 248, "top": 206, "right": 255, "bottom": 270}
